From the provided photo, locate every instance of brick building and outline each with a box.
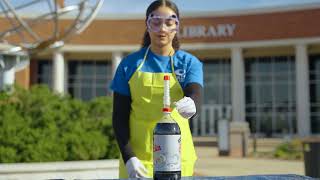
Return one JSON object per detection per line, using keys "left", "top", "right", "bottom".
{"left": 2, "top": 3, "right": 320, "bottom": 137}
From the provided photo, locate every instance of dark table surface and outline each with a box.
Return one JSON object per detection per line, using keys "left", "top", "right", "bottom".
{"left": 105, "top": 174, "right": 316, "bottom": 180}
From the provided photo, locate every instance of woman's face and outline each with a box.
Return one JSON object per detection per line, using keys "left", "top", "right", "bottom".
{"left": 147, "top": 6, "right": 178, "bottom": 48}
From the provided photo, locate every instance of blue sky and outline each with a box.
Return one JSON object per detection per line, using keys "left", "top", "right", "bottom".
{"left": 3, "top": 0, "right": 320, "bottom": 15}
{"left": 101, "top": 0, "right": 320, "bottom": 14}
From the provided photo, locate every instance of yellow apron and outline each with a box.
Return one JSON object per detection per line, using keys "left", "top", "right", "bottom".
{"left": 119, "top": 47, "right": 197, "bottom": 178}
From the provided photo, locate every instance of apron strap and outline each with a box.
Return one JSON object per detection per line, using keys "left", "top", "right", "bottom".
{"left": 139, "top": 46, "right": 179, "bottom": 82}
{"left": 136, "top": 46, "right": 151, "bottom": 71}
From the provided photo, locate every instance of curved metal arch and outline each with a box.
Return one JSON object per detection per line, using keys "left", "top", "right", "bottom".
{"left": 0, "top": 0, "right": 104, "bottom": 54}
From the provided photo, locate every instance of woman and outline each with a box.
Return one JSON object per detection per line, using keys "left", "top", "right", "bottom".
{"left": 111, "top": 0, "right": 203, "bottom": 178}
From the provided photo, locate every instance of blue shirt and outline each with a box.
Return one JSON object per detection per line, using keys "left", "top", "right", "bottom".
{"left": 110, "top": 47, "right": 203, "bottom": 96}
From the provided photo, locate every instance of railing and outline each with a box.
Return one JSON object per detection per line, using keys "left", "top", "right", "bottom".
{"left": 192, "top": 104, "right": 232, "bottom": 136}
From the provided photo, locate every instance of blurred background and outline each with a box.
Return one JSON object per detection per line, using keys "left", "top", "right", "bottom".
{"left": 0, "top": 0, "right": 320, "bottom": 179}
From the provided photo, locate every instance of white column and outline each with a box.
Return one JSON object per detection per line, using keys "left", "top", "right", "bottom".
{"left": 3, "top": 68, "right": 15, "bottom": 86}
{"left": 230, "top": 47, "right": 250, "bottom": 157}
{"left": 0, "top": 70, "right": 14, "bottom": 91}
{"left": 295, "top": 44, "right": 311, "bottom": 137}
{"left": 0, "top": 55, "right": 15, "bottom": 91}
{"left": 52, "top": 50, "right": 65, "bottom": 94}
{"left": 231, "top": 47, "right": 245, "bottom": 122}
{"left": 111, "top": 51, "right": 123, "bottom": 77}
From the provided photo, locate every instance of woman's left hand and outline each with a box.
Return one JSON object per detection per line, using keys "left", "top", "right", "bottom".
{"left": 174, "top": 96, "right": 196, "bottom": 119}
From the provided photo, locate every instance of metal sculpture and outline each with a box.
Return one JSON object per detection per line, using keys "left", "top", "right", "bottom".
{"left": 0, "top": 0, "right": 104, "bottom": 91}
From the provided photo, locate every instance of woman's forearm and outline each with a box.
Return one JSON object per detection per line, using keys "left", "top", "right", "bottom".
{"left": 112, "top": 92, "right": 135, "bottom": 163}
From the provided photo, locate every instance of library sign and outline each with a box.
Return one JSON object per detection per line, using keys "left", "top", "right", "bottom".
{"left": 179, "top": 24, "right": 236, "bottom": 38}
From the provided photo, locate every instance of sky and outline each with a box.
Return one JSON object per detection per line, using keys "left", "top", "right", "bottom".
{"left": 100, "top": 0, "right": 320, "bottom": 15}
{"left": 3, "top": 0, "right": 320, "bottom": 16}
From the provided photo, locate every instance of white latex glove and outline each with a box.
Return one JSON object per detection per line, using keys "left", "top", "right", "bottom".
{"left": 125, "top": 157, "right": 149, "bottom": 178}
{"left": 174, "top": 96, "right": 196, "bottom": 119}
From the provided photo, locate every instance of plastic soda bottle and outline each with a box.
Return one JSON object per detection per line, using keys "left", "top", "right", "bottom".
{"left": 153, "top": 75, "right": 181, "bottom": 180}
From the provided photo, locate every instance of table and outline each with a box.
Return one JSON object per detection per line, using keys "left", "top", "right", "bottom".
{"left": 106, "top": 174, "right": 315, "bottom": 180}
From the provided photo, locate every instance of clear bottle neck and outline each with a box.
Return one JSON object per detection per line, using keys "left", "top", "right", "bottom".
{"left": 159, "top": 111, "right": 175, "bottom": 123}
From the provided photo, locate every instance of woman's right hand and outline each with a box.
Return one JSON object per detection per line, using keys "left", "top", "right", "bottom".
{"left": 125, "top": 157, "right": 149, "bottom": 178}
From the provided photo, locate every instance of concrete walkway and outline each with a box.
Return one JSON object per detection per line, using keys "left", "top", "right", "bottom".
{"left": 193, "top": 142, "right": 305, "bottom": 177}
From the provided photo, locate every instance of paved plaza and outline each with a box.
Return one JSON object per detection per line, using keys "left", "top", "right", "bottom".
{"left": 194, "top": 146, "right": 304, "bottom": 177}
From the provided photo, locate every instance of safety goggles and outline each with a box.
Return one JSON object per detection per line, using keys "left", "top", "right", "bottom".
{"left": 147, "top": 13, "right": 179, "bottom": 33}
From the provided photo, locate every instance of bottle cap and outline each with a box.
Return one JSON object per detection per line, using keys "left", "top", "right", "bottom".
{"left": 162, "top": 107, "right": 171, "bottom": 112}
{"left": 164, "top": 75, "right": 170, "bottom": 80}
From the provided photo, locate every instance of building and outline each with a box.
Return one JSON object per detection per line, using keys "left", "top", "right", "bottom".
{"left": 1, "top": 3, "right": 320, "bottom": 137}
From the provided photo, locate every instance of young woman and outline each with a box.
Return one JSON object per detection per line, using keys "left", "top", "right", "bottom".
{"left": 111, "top": 0, "right": 203, "bottom": 178}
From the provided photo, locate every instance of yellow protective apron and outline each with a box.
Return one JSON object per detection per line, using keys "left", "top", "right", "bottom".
{"left": 119, "top": 47, "right": 197, "bottom": 178}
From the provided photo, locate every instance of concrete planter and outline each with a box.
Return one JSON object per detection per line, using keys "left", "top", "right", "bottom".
{"left": 0, "top": 159, "right": 119, "bottom": 180}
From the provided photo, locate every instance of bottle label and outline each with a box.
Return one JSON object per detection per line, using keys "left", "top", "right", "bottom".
{"left": 153, "top": 135, "right": 181, "bottom": 171}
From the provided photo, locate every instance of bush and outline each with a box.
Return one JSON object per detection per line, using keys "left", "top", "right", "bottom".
{"left": 0, "top": 85, "right": 119, "bottom": 163}
{"left": 273, "top": 139, "right": 303, "bottom": 160}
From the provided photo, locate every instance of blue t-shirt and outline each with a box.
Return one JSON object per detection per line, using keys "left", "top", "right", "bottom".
{"left": 110, "top": 47, "right": 203, "bottom": 96}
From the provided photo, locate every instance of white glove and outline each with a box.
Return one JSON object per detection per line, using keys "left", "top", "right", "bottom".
{"left": 174, "top": 96, "right": 196, "bottom": 119}
{"left": 125, "top": 157, "right": 149, "bottom": 178}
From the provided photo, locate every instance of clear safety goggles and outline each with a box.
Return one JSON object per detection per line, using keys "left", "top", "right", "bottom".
{"left": 147, "top": 13, "right": 179, "bottom": 33}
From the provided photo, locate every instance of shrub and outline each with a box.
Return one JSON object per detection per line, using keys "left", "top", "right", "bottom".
{"left": 273, "top": 139, "right": 303, "bottom": 160}
{"left": 0, "top": 85, "right": 119, "bottom": 163}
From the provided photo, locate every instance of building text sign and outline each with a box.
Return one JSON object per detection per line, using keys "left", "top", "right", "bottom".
{"left": 179, "top": 24, "right": 236, "bottom": 38}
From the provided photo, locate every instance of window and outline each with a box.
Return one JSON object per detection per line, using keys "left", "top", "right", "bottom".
{"left": 68, "top": 60, "right": 112, "bottom": 101}
{"left": 203, "top": 59, "right": 231, "bottom": 105}
{"left": 194, "top": 59, "right": 231, "bottom": 135}
{"left": 245, "top": 56, "right": 296, "bottom": 137}
{"left": 310, "top": 54, "right": 320, "bottom": 134}
{"left": 37, "top": 60, "right": 53, "bottom": 88}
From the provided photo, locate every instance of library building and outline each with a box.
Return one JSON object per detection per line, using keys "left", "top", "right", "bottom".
{"left": 4, "top": 3, "right": 320, "bottom": 137}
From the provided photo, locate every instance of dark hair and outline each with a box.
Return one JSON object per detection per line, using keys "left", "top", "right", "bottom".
{"left": 141, "top": 0, "right": 180, "bottom": 50}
